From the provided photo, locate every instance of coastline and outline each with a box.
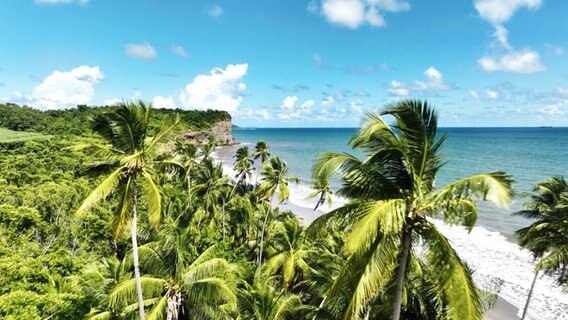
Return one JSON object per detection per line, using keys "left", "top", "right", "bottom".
{"left": 214, "top": 145, "right": 568, "bottom": 320}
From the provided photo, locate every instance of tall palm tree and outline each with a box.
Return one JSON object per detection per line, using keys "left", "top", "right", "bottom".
{"left": 256, "top": 156, "right": 299, "bottom": 263}
{"left": 75, "top": 101, "right": 179, "bottom": 320}
{"left": 253, "top": 140, "right": 271, "bottom": 165}
{"left": 265, "top": 216, "right": 314, "bottom": 287}
{"left": 110, "top": 228, "right": 237, "bottom": 320}
{"left": 306, "top": 178, "right": 333, "bottom": 212}
{"left": 233, "top": 146, "right": 255, "bottom": 194}
{"left": 310, "top": 100, "right": 514, "bottom": 320}
{"left": 514, "top": 176, "right": 568, "bottom": 320}
{"left": 161, "top": 143, "right": 200, "bottom": 205}
{"left": 193, "top": 158, "right": 231, "bottom": 227}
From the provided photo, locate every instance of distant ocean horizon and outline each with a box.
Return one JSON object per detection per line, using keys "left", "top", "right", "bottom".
{"left": 216, "top": 126, "right": 568, "bottom": 319}
{"left": 228, "top": 126, "right": 568, "bottom": 236}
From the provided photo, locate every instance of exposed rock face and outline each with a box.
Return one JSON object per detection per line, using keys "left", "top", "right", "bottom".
{"left": 182, "top": 118, "right": 235, "bottom": 145}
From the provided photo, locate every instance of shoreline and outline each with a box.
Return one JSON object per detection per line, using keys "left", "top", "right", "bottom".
{"left": 214, "top": 145, "right": 568, "bottom": 320}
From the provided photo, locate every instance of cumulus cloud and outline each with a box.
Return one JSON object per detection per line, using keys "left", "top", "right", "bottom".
{"left": 35, "top": 0, "right": 89, "bottom": 4}
{"left": 479, "top": 49, "right": 545, "bottom": 73}
{"left": 152, "top": 96, "right": 175, "bottom": 108}
{"left": 235, "top": 108, "right": 271, "bottom": 121}
{"left": 207, "top": 5, "right": 223, "bottom": 18}
{"left": 13, "top": 65, "right": 105, "bottom": 109}
{"left": 277, "top": 96, "right": 316, "bottom": 119}
{"left": 556, "top": 87, "right": 568, "bottom": 96}
{"left": 388, "top": 66, "right": 451, "bottom": 96}
{"left": 125, "top": 42, "right": 157, "bottom": 60}
{"left": 474, "top": 0, "right": 541, "bottom": 25}
{"left": 318, "top": 0, "right": 410, "bottom": 28}
{"left": 387, "top": 80, "right": 409, "bottom": 97}
{"left": 475, "top": 0, "right": 545, "bottom": 74}
{"left": 170, "top": 45, "right": 189, "bottom": 58}
{"left": 177, "top": 64, "right": 248, "bottom": 112}
{"left": 321, "top": 95, "right": 336, "bottom": 106}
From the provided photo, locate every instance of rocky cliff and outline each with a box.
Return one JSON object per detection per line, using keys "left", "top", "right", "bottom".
{"left": 181, "top": 118, "right": 235, "bottom": 145}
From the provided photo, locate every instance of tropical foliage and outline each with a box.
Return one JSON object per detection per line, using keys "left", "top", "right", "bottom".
{"left": 0, "top": 99, "right": 563, "bottom": 320}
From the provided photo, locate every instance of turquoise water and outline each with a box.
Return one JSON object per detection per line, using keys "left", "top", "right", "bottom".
{"left": 227, "top": 127, "right": 568, "bottom": 236}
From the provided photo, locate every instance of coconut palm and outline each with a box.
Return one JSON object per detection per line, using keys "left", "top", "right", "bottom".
{"left": 253, "top": 140, "right": 271, "bottom": 165}
{"left": 265, "top": 216, "right": 314, "bottom": 288}
{"left": 256, "top": 156, "right": 299, "bottom": 263}
{"left": 75, "top": 101, "right": 179, "bottom": 320}
{"left": 73, "top": 257, "right": 131, "bottom": 320}
{"left": 306, "top": 178, "right": 333, "bottom": 212}
{"left": 160, "top": 143, "right": 199, "bottom": 205}
{"left": 310, "top": 100, "right": 514, "bottom": 320}
{"left": 237, "top": 270, "right": 311, "bottom": 320}
{"left": 514, "top": 176, "right": 568, "bottom": 320}
{"left": 233, "top": 146, "right": 255, "bottom": 194}
{"left": 110, "top": 238, "right": 237, "bottom": 320}
{"left": 193, "top": 158, "right": 231, "bottom": 228}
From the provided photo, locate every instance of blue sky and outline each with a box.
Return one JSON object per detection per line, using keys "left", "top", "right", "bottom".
{"left": 1, "top": 0, "right": 567, "bottom": 127}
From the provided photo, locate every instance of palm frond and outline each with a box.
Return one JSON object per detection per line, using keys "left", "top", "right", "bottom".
{"left": 141, "top": 169, "right": 162, "bottom": 227}
{"left": 418, "top": 220, "right": 483, "bottom": 320}
{"left": 76, "top": 168, "right": 122, "bottom": 216}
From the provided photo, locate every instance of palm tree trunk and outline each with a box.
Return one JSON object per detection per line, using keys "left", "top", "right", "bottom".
{"left": 222, "top": 197, "right": 226, "bottom": 240}
{"left": 521, "top": 269, "right": 539, "bottom": 320}
{"left": 167, "top": 292, "right": 181, "bottom": 320}
{"left": 392, "top": 224, "right": 412, "bottom": 320}
{"left": 131, "top": 178, "right": 146, "bottom": 320}
{"left": 258, "top": 195, "right": 274, "bottom": 264}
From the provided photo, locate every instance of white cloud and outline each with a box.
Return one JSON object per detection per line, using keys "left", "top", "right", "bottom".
{"left": 319, "top": 0, "right": 409, "bottom": 28}
{"left": 493, "top": 25, "right": 511, "bottom": 49}
{"left": 152, "top": 96, "right": 175, "bottom": 108}
{"left": 321, "top": 95, "right": 335, "bottom": 106}
{"left": 177, "top": 64, "right": 248, "bottom": 112}
{"left": 539, "top": 102, "right": 567, "bottom": 116}
{"left": 387, "top": 80, "right": 409, "bottom": 97}
{"left": 207, "top": 5, "right": 223, "bottom": 18}
{"left": 468, "top": 89, "right": 480, "bottom": 98}
{"left": 125, "top": 42, "right": 157, "bottom": 60}
{"left": 170, "top": 45, "right": 189, "bottom": 58}
{"left": 282, "top": 96, "right": 298, "bottom": 111}
{"left": 103, "top": 98, "right": 122, "bottom": 106}
{"left": 479, "top": 49, "right": 545, "bottom": 73}
{"left": 277, "top": 96, "right": 316, "bottom": 119}
{"left": 35, "top": 0, "right": 89, "bottom": 4}
{"left": 474, "top": 0, "right": 541, "bottom": 25}
{"left": 388, "top": 66, "right": 451, "bottom": 96}
{"left": 487, "top": 90, "right": 499, "bottom": 99}
{"left": 29, "top": 65, "right": 103, "bottom": 109}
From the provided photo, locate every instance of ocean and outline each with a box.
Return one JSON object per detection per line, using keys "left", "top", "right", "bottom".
{"left": 216, "top": 127, "right": 568, "bottom": 320}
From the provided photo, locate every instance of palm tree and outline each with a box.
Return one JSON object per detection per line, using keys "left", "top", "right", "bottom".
{"left": 514, "top": 176, "right": 568, "bottom": 320}
{"left": 256, "top": 156, "right": 299, "bottom": 263}
{"left": 310, "top": 100, "right": 514, "bottom": 320}
{"left": 73, "top": 257, "right": 131, "bottom": 319}
{"left": 193, "top": 158, "right": 231, "bottom": 228}
{"left": 110, "top": 238, "right": 237, "bottom": 320}
{"left": 233, "top": 146, "right": 255, "bottom": 194}
{"left": 237, "top": 270, "right": 311, "bottom": 320}
{"left": 306, "top": 177, "right": 333, "bottom": 212}
{"left": 265, "top": 216, "right": 314, "bottom": 288}
{"left": 75, "top": 101, "right": 179, "bottom": 320}
{"left": 253, "top": 140, "right": 271, "bottom": 164}
{"left": 161, "top": 143, "right": 200, "bottom": 205}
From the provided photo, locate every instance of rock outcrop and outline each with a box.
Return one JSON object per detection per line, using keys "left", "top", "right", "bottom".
{"left": 181, "top": 118, "right": 235, "bottom": 145}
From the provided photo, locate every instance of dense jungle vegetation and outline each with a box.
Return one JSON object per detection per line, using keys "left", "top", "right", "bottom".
{"left": 0, "top": 101, "right": 565, "bottom": 320}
